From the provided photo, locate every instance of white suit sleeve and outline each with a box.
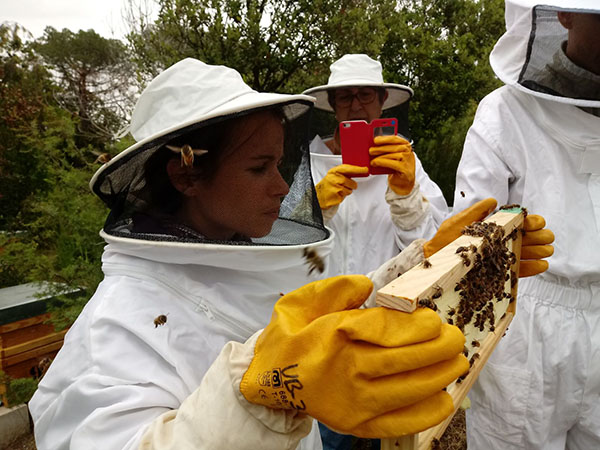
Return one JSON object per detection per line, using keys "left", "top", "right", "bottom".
{"left": 386, "top": 154, "right": 449, "bottom": 249}
{"left": 362, "top": 239, "right": 426, "bottom": 308}
{"left": 452, "top": 108, "right": 514, "bottom": 212}
{"left": 139, "top": 332, "right": 312, "bottom": 450}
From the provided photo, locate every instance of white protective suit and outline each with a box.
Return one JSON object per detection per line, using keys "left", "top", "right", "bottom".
{"left": 452, "top": 1, "right": 600, "bottom": 449}
{"left": 29, "top": 226, "right": 427, "bottom": 450}
{"left": 30, "top": 232, "right": 332, "bottom": 450}
{"left": 310, "top": 136, "right": 448, "bottom": 277}
{"left": 27, "top": 55, "right": 434, "bottom": 450}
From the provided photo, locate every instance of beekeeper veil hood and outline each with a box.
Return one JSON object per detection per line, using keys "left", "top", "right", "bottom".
{"left": 491, "top": 0, "right": 600, "bottom": 108}
{"left": 90, "top": 58, "right": 328, "bottom": 246}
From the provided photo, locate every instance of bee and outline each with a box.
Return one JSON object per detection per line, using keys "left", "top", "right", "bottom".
{"left": 460, "top": 191, "right": 466, "bottom": 198}
{"left": 460, "top": 252, "right": 471, "bottom": 267}
{"left": 499, "top": 203, "right": 520, "bottom": 210}
{"left": 432, "top": 285, "right": 443, "bottom": 299}
{"left": 166, "top": 144, "right": 208, "bottom": 167}
{"left": 303, "top": 248, "right": 325, "bottom": 275}
{"left": 418, "top": 298, "right": 437, "bottom": 311}
{"left": 431, "top": 438, "right": 441, "bottom": 450}
{"left": 471, "top": 340, "right": 480, "bottom": 347}
{"left": 447, "top": 307, "right": 456, "bottom": 317}
{"left": 153, "top": 314, "right": 169, "bottom": 328}
{"left": 279, "top": 292, "right": 285, "bottom": 296}
{"left": 469, "top": 353, "right": 480, "bottom": 367}
{"left": 94, "top": 153, "right": 112, "bottom": 164}
{"left": 422, "top": 258, "right": 432, "bottom": 268}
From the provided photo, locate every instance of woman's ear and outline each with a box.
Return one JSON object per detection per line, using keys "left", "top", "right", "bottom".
{"left": 557, "top": 11, "right": 573, "bottom": 29}
{"left": 166, "top": 159, "right": 200, "bottom": 197}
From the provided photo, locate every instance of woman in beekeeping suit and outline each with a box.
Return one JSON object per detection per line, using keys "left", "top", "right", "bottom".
{"left": 451, "top": 1, "right": 598, "bottom": 449}
{"left": 27, "top": 58, "right": 484, "bottom": 450}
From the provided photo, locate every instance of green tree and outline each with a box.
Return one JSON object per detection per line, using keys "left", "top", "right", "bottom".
{"left": 381, "top": 0, "right": 505, "bottom": 201}
{"left": 0, "top": 23, "right": 132, "bottom": 325}
{"left": 0, "top": 23, "right": 53, "bottom": 230}
{"left": 126, "top": 0, "right": 397, "bottom": 93}
{"left": 32, "top": 28, "right": 135, "bottom": 149}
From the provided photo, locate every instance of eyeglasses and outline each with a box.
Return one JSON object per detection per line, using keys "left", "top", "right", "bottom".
{"left": 334, "top": 88, "right": 378, "bottom": 107}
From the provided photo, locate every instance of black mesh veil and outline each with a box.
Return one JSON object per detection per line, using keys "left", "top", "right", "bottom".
{"left": 91, "top": 101, "right": 329, "bottom": 246}
{"left": 518, "top": 6, "right": 600, "bottom": 103}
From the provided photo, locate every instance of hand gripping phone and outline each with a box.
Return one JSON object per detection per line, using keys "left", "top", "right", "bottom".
{"left": 339, "top": 118, "right": 398, "bottom": 177}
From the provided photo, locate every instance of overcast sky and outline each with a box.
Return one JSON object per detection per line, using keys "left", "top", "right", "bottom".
{"left": 1, "top": 0, "right": 157, "bottom": 41}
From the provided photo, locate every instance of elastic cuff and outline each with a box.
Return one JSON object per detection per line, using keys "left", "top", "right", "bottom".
{"left": 321, "top": 204, "right": 339, "bottom": 223}
{"left": 385, "top": 182, "right": 430, "bottom": 230}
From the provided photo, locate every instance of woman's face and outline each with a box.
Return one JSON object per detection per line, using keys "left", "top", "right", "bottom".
{"left": 179, "top": 111, "right": 290, "bottom": 240}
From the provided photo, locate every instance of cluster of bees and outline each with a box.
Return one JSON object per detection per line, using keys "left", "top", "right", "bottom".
{"left": 417, "top": 218, "right": 521, "bottom": 380}
{"left": 451, "top": 221, "right": 518, "bottom": 333}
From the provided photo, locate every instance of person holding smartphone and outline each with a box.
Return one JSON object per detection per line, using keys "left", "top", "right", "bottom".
{"left": 303, "top": 53, "right": 449, "bottom": 450}
{"left": 303, "top": 54, "right": 448, "bottom": 281}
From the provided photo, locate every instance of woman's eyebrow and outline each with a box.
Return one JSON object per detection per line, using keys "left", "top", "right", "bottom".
{"left": 250, "top": 154, "right": 278, "bottom": 161}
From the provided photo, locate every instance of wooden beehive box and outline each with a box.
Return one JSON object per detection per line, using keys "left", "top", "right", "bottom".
{"left": 376, "top": 208, "right": 525, "bottom": 450}
{"left": 0, "top": 282, "right": 76, "bottom": 406}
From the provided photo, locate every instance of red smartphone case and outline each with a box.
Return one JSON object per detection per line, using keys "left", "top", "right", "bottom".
{"left": 339, "top": 118, "right": 398, "bottom": 176}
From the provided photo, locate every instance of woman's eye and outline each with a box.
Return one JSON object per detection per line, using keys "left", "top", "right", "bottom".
{"left": 249, "top": 164, "right": 268, "bottom": 174}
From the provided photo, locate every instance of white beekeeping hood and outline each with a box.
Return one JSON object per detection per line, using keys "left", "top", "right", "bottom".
{"left": 490, "top": 0, "right": 600, "bottom": 108}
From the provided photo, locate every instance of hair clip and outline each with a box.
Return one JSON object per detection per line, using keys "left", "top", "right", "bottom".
{"left": 166, "top": 144, "right": 209, "bottom": 167}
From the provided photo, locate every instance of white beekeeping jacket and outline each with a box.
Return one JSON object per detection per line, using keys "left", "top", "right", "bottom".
{"left": 453, "top": 0, "right": 600, "bottom": 285}
{"left": 29, "top": 231, "right": 333, "bottom": 450}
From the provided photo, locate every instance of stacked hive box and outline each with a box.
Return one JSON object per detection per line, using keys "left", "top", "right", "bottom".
{"left": 0, "top": 283, "right": 76, "bottom": 406}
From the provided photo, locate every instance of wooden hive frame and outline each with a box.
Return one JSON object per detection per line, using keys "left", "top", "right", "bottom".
{"left": 376, "top": 208, "right": 525, "bottom": 450}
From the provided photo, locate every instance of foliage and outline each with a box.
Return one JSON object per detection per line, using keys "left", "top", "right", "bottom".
{"left": 126, "top": 0, "right": 397, "bottom": 93}
{"left": 381, "top": 0, "right": 505, "bottom": 201}
{"left": 32, "top": 28, "right": 135, "bottom": 149}
{"left": 0, "top": 105, "right": 109, "bottom": 320}
{"left": 0, "top": 23, "right": 54, "bottom": 230}
{"left": 6, "top": 377, "right": 38, "bottom": 406}
{"left": 0, "top": 26, "right": 114, "bottom": 324}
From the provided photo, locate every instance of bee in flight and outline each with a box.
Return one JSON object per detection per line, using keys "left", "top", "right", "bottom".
{"left": 93, "top": 153, "right": 112, "bottom": 164}
{"left": 303, "top": 248, "right": 325, "bottom": 275}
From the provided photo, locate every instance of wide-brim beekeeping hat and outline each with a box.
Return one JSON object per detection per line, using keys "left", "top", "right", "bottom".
{"left": 302, "top": 54, "right": 414, "bottom": 112}
{"left": 90, "top": 58, "right": 315, "bottom": 204}
{"left": 89, "top": 58, "right": 329, "bottom": 246}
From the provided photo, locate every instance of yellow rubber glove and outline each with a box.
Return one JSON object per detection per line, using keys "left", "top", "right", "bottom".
{"left": 519, "top": 214, "right": 554, "bottom": 277}
{"left": 369, "top": 135, "right": 416, "bottom": 195}
{"left": 423, "top": 198, "right": 498, "bottom": 258}
{"left": 315, "top": 164, "right": 369, "bottom": 210}
{"left": 240, "top": 275, "right": 469, "bottom": 438}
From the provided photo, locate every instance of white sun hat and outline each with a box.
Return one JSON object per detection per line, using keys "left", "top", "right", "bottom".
{"left": 90, "top": 58, "right": 315, "bottom": 203}
{"left": 302, "top": 54, "right": 413, "bottom": 112}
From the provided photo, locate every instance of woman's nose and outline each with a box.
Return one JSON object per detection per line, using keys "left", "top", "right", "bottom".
{"left": 272, "top": 169, "right": 290, "bottom": 197}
